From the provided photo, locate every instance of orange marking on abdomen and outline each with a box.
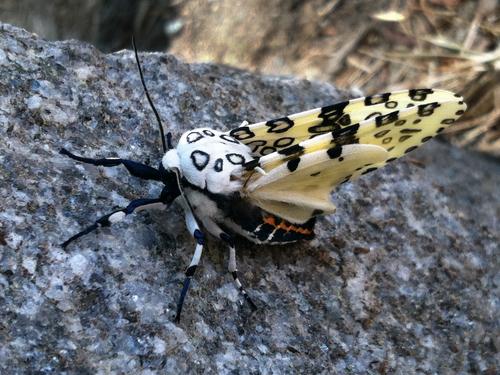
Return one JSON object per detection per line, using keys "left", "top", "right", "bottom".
{"left": 263, "top": 215, "right": 312, "bottom": 235}
{"left": 263, "top": 215, "right": 276, "bottom": 226}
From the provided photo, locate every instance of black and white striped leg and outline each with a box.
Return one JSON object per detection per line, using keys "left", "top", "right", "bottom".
{"left": 61, "top": 198, "right": 166, "bottom": 248}
{"left": 175, "top": 203, "right": 205, "bottom": 323}
{"left": 220, "top": 232, "right": 257, "bottom": 312}
{"left": 60, "top": 148, "right": 161, "bottom": 181}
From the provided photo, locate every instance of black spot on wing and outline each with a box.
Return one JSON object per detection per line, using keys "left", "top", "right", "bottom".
{"left": 214, "top": 158, "right": 223, "bottom": 172}
{"left": 327, "top": 145, "right": 343, "bottom": 159}
{"left": 226, "top": 153, "right": 246, "bottom": 165}
{"left": 374, "top": 129, "right": 390, "bottom": 138}
{"left": 246, "top": 140, "right": 267, "bottom": 153}
{"left": 409, "top": 88, "right": 434, "bottom": 101}
{"left": 404, "top": 146, "right": 418, "bottom": 154}
{"left": 265, "top": 117, "right": 294, "bottom": 133}
{"left": 320, "top": 101, "right": 349, "bottom": 118}
{"left": 187, "top": 131, "right": 203, "bottom": 143}
{"left": 399, "top": 135, "right": 412, "bottom": 142}
{"left": 365, "top": 92, "right": 390, "bottom": 105}
{"left": 273, "top": 137, "right": 294, "bottom": 148}
{"left": 341, "top": 174, "right": 352, "bottom": 183}
{"left": 309, "top": 123, "right": 338, "bottom": 134}
{"left": 441, "top": 119, "right": 455, "bottom": 125}
{"left": 190, "top": 150, "right": 210, "bottom": 171}
{"left": 230, "top": 126, "right": 255, "bottom": 140}
{"left": 361, "top": 167, "right": 378, "bottom": 175}
{"left": 400, "top": 128, "right": 422, "bottom": 134}
{"left": 375, "top": 111, "right": 399, "bottom": 127}
{"left": 330, "top": 123, "right": 360, "bottom": 145}
{"left": 278, "top": 144, "right": 305, "bottom": 156}
{"left": 261, "top": 146, "right": 276, "bottom": 155}
{"left": 365, "top": 112, "right": 382, "bottom": 120}
{"left": 417, "top": 102, "right": 440, "bottom": 117}
{"left": 309, "top": 101, "right": 350, "bottom": 134}
{"left": 287, "top": 158, "right": 300, "bottom": 172}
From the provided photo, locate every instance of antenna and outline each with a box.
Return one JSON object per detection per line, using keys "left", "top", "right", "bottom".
{"left": 132, "top": 35, "right": 170, "bottom": 153}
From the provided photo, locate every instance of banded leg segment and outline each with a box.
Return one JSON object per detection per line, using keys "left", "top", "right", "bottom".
{"left": 60, "top": 148, "right": 161, "bottom": 181}
{"left": 61, "top": 198, "right": 166, "bottom": 248}
{"left": 175, "top": 202, "right": 205, "bottom": 323}
{"left": 221, "top": 232, "right": 257, "bottom": 311}
{"left": 202, "top": 219, "right": 256, "bottom": 311}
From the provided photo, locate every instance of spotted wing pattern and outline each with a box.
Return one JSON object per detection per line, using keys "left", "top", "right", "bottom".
{"left": 239, "top": 89, "right": 466, "bottom": 223}
{"left": 228, "top": 89, "right": 465, "bottom": 157}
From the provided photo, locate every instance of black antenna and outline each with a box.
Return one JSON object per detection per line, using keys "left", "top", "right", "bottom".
{"left": 132, "top": 35, "right": 170, "bottom": 153}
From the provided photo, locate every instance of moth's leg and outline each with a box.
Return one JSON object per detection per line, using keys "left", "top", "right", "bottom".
{"left": 60, "top": 148, "right": 161, "bottom": 181}
{"left": 239, "top": 120, "right": 249, "bottom": 127}
{"left": 202, "top": 220, "right": 257, "bottom": 311}
{"left": 175, "top": 203, "right": 205, "bottom": 323}
{"left": 222, "top": 232, "right": 257, "bottom": 311}
{"left": 61, "top": 198, "right": 166, "bottom": 248}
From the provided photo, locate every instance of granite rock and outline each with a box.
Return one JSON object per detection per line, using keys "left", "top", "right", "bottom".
{"left": 0, "top": 24, "right": 498, "bottom": 374}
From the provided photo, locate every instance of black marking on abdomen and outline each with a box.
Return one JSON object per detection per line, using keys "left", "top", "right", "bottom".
{"left": 255, "top": 223, "right": 275, "bottom": 241}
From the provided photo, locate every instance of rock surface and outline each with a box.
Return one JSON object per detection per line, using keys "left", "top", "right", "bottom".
{"left": 0, "top": 23, "right": 498, "bottom": 374}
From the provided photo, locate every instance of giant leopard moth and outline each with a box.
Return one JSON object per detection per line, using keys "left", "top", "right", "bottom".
{"left": 60, "top": 40, "right": 467, "bottom": 322}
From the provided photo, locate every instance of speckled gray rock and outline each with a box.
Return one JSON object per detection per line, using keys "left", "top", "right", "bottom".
{"left": 0, "top": 23, "right": 498, "bottom": 374}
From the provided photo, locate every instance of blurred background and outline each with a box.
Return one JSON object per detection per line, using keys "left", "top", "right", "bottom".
{"left": 1, "top": 0, "right": 498, "bottom": 156}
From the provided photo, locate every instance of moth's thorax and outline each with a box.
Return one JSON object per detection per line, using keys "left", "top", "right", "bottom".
{"left": 163, "top": 127, "right": 253, "bottom": 194}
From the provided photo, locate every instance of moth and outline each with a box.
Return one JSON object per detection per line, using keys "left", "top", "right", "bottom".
{"left": 60, "top": 44, "right": 467, "bottom": 322}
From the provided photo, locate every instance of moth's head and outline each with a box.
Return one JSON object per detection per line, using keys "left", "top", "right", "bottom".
{"left": 159, "top": 150, "right": 182, "bottom": 202}
{"left": 162, "top": 148, "right": 181, "bottom": 171}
